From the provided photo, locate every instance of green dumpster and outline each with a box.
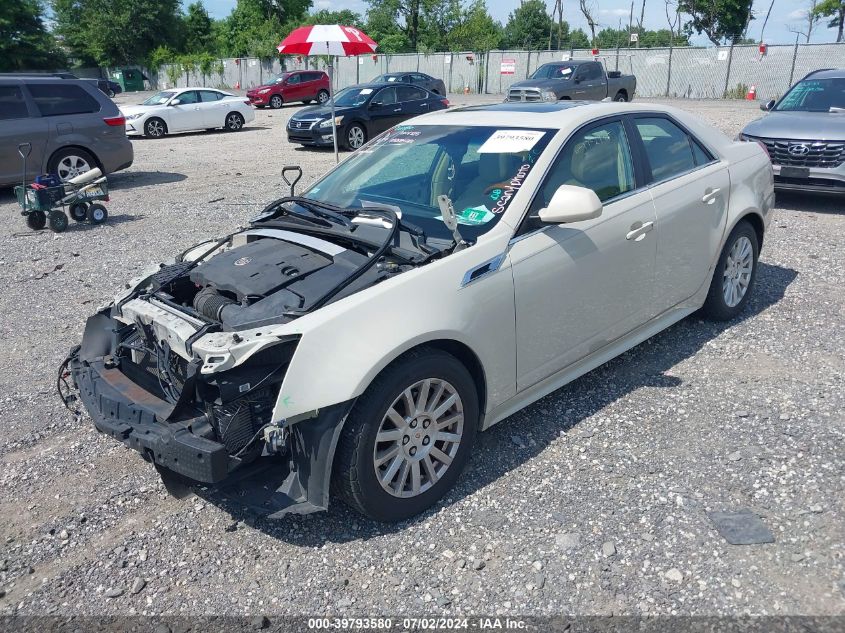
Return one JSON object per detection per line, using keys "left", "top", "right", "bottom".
{"left": 110, "top": 68, "right": 146, "bottom": 92}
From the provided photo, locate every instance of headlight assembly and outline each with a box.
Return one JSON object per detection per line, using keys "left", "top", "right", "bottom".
{"left": 319, "top": 116, "right": 344, "bottom": 128}
{"left": 125, "top": 113, "right": 143, "bottom": 120}
{"left": 542, "top": 90, "right": 557, "bottom": 102}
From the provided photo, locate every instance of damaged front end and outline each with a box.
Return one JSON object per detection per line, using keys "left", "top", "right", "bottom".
{"left": 59, "top": 221, "right": 395, "bottom": 517}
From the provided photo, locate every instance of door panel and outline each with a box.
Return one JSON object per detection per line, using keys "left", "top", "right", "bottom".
{"left": 169, "top": 91, "right": 201, "bottom": 131}
{"left": 368, "top": 87, "right": 403, "bottom": 134}
{"left": 511, "top": 190, "right": 657, "bottom": 390}
{"left": 511, "top": 118, "right": 657, "bottom": 391}
{"left": 0, "top": 85, "right": 48, "bottom": 184}
{"left": 648, "top": 164, "right": 730, "bottom": 310}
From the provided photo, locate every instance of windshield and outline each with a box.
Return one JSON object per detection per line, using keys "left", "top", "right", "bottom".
{"left": 331, "top": 87, "right": 375, "bottom": 107}
{"left": 142, "top": 91, "right": 176, "bottom": 105}
{"left": 531, "top": 64, "right": 575, "bottom": 80}
{"left": 775, "top": 78, "right": 845, "bottom": 112}
{"left": 303, "top": 125, "right": 554, "bottom": 242}
{"left": 270, "top": 74, "right": 290, "bottom": 85}
{"left": 372, "top": 74, "right": 400, "bottom": 83}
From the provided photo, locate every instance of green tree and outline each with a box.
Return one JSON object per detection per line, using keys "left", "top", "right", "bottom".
{"left": 365, "top": 0, "right": 431, "bottom": 50}
{"left": 501, "top": 0, "right": 553, "bottom": 49}
{"left": 53, "top": 0, "right": 182, "bottom": 66}
{"left": 183, "top": 1, "right": 215, "bottom": 53}
{"left": 302, "top": 9, "right": 364, "bottom": 26}
{"left": 224, "top": 0, "right": 284, "bottom": 57}
{"left": 677, "top": 0, "right": 753, "bottom": 45}
{"left": 813, "top": 0, "right": 845, "bottom": 42}
{"left": 365, "top": 1, "right": 412, "bottom": 52}
{"left": 446, "top": 0, "right": 502, "bottom": 51}
{"left": 0, "top": 0, "right": 65, "bottom": 71}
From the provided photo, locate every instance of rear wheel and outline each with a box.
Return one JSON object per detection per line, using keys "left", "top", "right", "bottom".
{"left": 144, "top": 117, "right": 167, "bottom": 138}
{"left": 69, "top": 202, "right": 89, "bottom": 222}
{"left": 345, "top": 123, "right": 366, "bottom": 150}
{"left": 26, "top": 211, "right": 46, "bottom": 231}
{"left": 87, "top": 203, "right": 108, "bottom": 224}
{"left": 614, "top": 91, "right": 628, "bottom": 102}
{"left": 702, "top": 221, "right": 759, "bottom": 321}
{"left": 225, "top": 112, "right": 244, "bottom": 131}
{"left": 317, "top": 90, "right": 330, "bottom": 104}
{"left": 48, "top": 148, "right": 96, "bottom": 182}
{"left": 48, "top": 211, "right": 68, "bottom": 233}
{"left": 333, "top": 348, "right": 478, "bottom": 521}
{"left": 270, "top": 94, "right": 283, "bottom": 109}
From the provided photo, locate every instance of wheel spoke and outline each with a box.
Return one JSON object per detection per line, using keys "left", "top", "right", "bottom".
{"left": 430, "top": 446, "right": 453, "bottom": 466}
{"left": 380, "top": 453, "right": 403, "bottom": 483}
{"left": 376, "top": 428, "right": 403, "bottom": 443}
{"left": 375, "top": 445, "right": 400, "bottom": 467}
{"left": 435, "top": 431, "right": 461, "bottom": 444}
{"left": 385, "top": 406, "right": 407, "bottom": 429}
{"left": 436, "top": 413, "right": 463, "bottom": 430}
{"left": 395, "top": 460, "right": 410, "bottom": 492}
{"left": 415, "top": 379, "right": 431, "bottom": 414}
{"left": 410, "top": 461, "right": 421, "bottom": 494}
{"left": 431, "top": 393, "right": 457, "bottom": 420}
{"left": 421, "top": 454, "right": 438, "bottom": 484}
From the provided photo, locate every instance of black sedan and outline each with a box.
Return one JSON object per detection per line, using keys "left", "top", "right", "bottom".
{"left": 287, "top": 82, "right": 449, "bottom": 150}
{"left": 371, "top": 71, "right": 447, "bottom": 96}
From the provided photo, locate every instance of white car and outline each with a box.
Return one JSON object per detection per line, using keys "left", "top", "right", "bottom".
{"left": 121, "top": 87, "right": 255, "bottom": 138}
{"left": 64, "top": 102, "right": 774, "bottom": 522}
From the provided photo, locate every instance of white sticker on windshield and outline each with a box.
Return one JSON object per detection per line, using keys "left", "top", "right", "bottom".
{"left": 560, "top": 67, "right": 573, "bottom": 76}
{"left": 478, "top": 130, "right": 545, "bottom": 154}
{"left": 387, "top": 77, "right": 397, "bottom": 82}
{"left": 360, "top": 88, "right": 374, "bottom": 94}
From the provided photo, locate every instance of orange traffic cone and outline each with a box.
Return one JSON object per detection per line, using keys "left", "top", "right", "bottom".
{"left": 746, "top": 85, "right": 756, "bottom": 100}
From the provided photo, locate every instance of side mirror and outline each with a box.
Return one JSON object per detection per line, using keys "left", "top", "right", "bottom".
{"left": 573, "top": 77, "right": 582, "bottom": 84}
{"left": 760, "top": 99, "right": 775, "bottom": 111}
{"left": 538, "top": 185, "right": 603, "bottom": 224}
{"left": 370, "top": 101, "right": 383, "bottom": 109}
{"left": 170, "top": 99, "right": 181, "bottom": 106}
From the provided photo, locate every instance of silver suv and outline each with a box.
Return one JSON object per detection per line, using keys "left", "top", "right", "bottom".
{"left": 739, "top": 68, "right": 845, "bottom": 194}
{"left": 0, "top": 76, "right": 133, "bottom": 187}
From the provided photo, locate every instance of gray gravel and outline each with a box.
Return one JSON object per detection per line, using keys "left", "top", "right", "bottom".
{"left": 0, "top": 94, "right": 842, "bottom": 617}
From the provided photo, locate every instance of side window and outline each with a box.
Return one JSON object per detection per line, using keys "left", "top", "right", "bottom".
{"left": 635, "top": 117, "right": 697, "bottom": 181}
{"left": 199, "top": 90, "right": 222, "bottom": 102}
{"left": 583, "top": 63, "right": 600, "bottom": 80}
{"left": 412, "top": 74, "right": 428, "bottom": 82}
{"left": 691, "top": 138, "right": 714, "bottom": 166}
{"left": 0, "top": 85, "right": 30, "bottom": 120}
{"left": 397, "top": 85, "right": 426, "bottom": 102}
{"left": 287, "top": 74, "right": 301, "bottom": 85}
{"left": 538, "top": 120, "right": 635, "bottom": 206}
{"left": 373, "top": 87, "right": 397, "bottom": 105}
{"left": 27, "top": 83, "right": 100, "bottom": 117}
{"left": 176, "top": 90, "right": 199, "bottom": 104}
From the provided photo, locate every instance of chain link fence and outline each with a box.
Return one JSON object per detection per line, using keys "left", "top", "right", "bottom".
{"left": 150, "top": 42, "right": 845, "bottom": 101}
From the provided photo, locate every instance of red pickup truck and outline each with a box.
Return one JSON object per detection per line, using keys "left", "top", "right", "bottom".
{"left": 247, "top": 70, "right": 330, "bottom": 109}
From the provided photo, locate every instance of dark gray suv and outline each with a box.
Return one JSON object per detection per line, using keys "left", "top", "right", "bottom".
{"left": 0, "top": 76, "right": 133, "bottom": 187}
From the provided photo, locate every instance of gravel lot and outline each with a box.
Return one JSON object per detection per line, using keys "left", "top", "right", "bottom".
{"left": 0, "top": 93, "right": 842, "bottom": 619}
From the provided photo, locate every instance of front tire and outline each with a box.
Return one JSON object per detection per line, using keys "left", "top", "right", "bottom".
{"left": 87, "top": 203, "right": 108, "bottom": 224}
{"left": 69, "top": 203, "right": 88, "bottom": 222}
{"left": 614, "top": 91, "right": 627, "bottom": 102}
{"left": 317, "top": 89, "right": 330, "bottom": 104}
{"left": 270, "top": 94, "right": 283, "bottom": 109}
{"left": 333, "top": 348, "right": 478, "bottom": 522}
{"left": 26, "top": 211, "right": 46, "bottom": 231}
{"left": 345, "top": 123, "right": 366, "bottom": 150}
{"left": 702, "top": 221, "right": 759, "bottom": 321}
{"left": 144, "top": 117, "right": 167, "bottom": 138}
{"left": 48, "top": 211, "right": 68, "bottom": 233}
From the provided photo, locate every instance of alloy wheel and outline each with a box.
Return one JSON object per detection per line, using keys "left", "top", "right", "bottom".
{"left": 270, "top": 95, "right": 283, "bottom": 109}
{"left": 373, "top": 378, "right": 464, "bottom": 498}
{"left": 318, "top": 91, "right": 329, "bottom": 104}
{"left": 722, "top": 235, "right": 753, "bottom": 307}
{"left": 56, "top": 155, "right": 91, "bottom": 180}
{"left": 226, "top": 113, "right": 243, "bottom": 130}
{"left": 146, "top": 119, "right": 165, "bottom": 137}
{"left": 347, "top": 126, "right": 365, "bottom": 149}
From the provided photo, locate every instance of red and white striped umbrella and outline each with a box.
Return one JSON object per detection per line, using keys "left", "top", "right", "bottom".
{"left": 276, "top": 25, "right": 378, "bottom": 56}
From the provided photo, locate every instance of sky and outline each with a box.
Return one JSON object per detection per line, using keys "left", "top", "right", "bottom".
{"left": 200, "top": 0, "right": 841, "bottom": 46}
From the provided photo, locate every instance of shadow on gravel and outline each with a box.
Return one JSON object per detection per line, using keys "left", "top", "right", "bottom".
{"left": 776, "top": 191, "right": 845, "bottom": 215}
{"left": 129, "top": 126, "right": 272, "bottom": 140}
{"left": 109, "top": 171, "right": 186, "bottom": 189}
{"left": 202, "top": 262, "right": 798, "bottom": 545}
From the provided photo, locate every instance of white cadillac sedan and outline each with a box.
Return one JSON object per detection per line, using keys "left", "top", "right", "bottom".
{"left": 121, "top": 87, "right": 255, "bottom": 138}
{"left": 64, "top": 102, "right": 774, "bottom": 522}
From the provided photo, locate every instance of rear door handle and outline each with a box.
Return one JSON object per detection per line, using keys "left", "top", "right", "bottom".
{"left": 626, "top": 220, "right": 654, "bottom": 241}
{"left": 702, "top": 187, "right": 721, "bottom": 203}
{"left": 393, "top": 108, "right": 401, "bottom": 112}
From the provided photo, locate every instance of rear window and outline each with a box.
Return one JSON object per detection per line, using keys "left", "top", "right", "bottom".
{"left": 27, "top": 83, "right": 100, "bottom": 117}
{"left": 0, "top": 85, "right": 29, "bottom": 120}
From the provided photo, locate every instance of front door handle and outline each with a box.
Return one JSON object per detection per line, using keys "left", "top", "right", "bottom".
{"left": 702, "top": 187, "right": 721, "bottom": 204}
{"left": 626, "top": 220, "right": 654, "bottom": 241}
{"left": 393, "top": 107, "right": 402, "bottom": 112}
